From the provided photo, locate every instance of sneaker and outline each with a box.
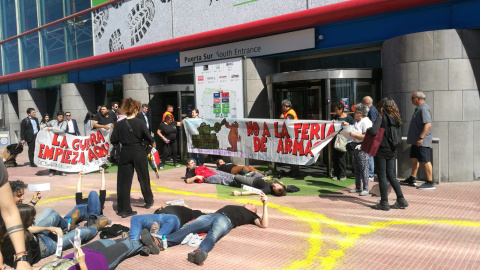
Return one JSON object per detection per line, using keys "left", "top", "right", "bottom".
{"left": 245, "top": 171, "right": 255, "bottom": 177}
{"left": 263, "top": 170, "right": 273, "bottom": 176}
{"left": 239, "top": 167, "right": 248, "bottom": 175}
{"left": 159, "top": 166, "right": 164, "bottom": 170}
{"left": 140, "top": 229, "right": 161, "bottom": 255}
{"left": 119, "top": 211, "right": 137, "bottom": 219}
{"left": 339, "top": 177, "right": 347, "bottom": 181}
{"left": 399, "top": 176, "right": 416, "bottom": 187}
{"left": 69, "top": 210, "right": 80, "bottom": 231}
{"left": 49, "top": 172, "right": 53, "bottom": 177}
{"left": 371, "top": 201, "right": 390, "bottom": 211}
{"left": 390, "top": 198, "right": 409, "bottom": 209}
{"left": 187, "top": 250, "right": 208, "bottom": 265}
{"left": 368, "top": 177, "right": 374, "bottom": 182}
{"left": 417, "top": 181, "right": 436, "bottom": 190}
{"left": 122, "top": 231, "right": 130, "bottom": 239}
{"left": 140, "top": 246, "right": 151, "bottom": 256}
{"left": 174, "top": 164, "right": 180, "bottom": 168}
{"left": 359, "top": 190, "right": 369, "bottom": 196}
{"left": 150, "top": 222, "right": 159, "bottom": 235}
{"left": 61, "top": 172, "right": 67, "bottom": 176}
{"left": 348, "top": 189, "right": 361, "bottom": 193}
{"left": 331, "top": 177, "right": 338, "bottom": 181}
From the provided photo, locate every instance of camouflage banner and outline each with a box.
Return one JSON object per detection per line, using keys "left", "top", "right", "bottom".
{"left": 183, "top": 118, "right": 341, "bottom": 165}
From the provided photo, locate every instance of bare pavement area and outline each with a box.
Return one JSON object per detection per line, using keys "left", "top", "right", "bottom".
{"left": 3, "top": 147, "right": 480, "bottom": 270}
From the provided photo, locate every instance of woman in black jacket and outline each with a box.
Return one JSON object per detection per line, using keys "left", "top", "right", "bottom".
{"left": 368, "top": 98, "right": 409, "bottom": 211}
{"left": 111, "top": 98, "right": 154, "bottom": 218}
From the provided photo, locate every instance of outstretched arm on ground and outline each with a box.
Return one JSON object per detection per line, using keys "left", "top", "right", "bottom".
{"left": 254, "top": 194, "right": 268, "bottom": 228}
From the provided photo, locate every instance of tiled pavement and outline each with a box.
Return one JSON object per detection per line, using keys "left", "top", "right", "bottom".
{"left": 3, "top": 147, "right": 480, "bottom": 270}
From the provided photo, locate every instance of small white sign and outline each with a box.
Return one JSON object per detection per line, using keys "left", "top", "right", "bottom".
{"left": 180, "top": 28, "right": 315, "bottom": 67}
{"left": 28, "top": 183, "right": 51, "bottom": 192}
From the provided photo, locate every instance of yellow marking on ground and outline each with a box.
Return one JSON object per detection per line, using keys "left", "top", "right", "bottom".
{"left": 53, "top": 184, "right": 92, "bottom": 191}
{"left": 40, "top": 181, "right": 480, "bottom": 270}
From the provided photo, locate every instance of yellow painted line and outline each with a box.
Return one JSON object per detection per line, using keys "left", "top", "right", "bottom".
{"left": 39, "top": 181, "right": 480, "bottom": 270}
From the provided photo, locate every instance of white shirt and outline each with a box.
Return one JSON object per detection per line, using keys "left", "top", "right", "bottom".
{"left": 351, "top": 117, "right": 372, "bottom": 143}
{"left": 67, "top": 120, "right": 75, "bottom": 133}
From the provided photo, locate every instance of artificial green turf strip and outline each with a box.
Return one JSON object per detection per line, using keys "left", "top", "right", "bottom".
{"left": 216, "top": 166, "right": 355, "bottom": 197}
{"left": 93, "top": 163, "right": 183, "bottom": 174}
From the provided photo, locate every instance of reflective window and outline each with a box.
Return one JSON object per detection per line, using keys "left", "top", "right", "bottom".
{"left": 20, "top": 32, "right": 41, "bottom": 71}
{"left": 0, "top": 0, "right": 18, "bottom": 39}
{"left": 41, "top": 24, "right": 66, "bottom": 66}
{"left": 65, "top": 16, "right": 93, "bottom": 61}
{"left": 18, "top": 0, "right": 39, "bottom": 33}
{"left": 0, "top": 49, "right": 3, "bottom": 76}
{"left": 65, "top": 0, "right": 91, "bottom": 16}
{"left": 2, "top": 40, "right": 20, "bottom": 75}
{"left": 39, "top": 0, "right": 64, "bottom": 25}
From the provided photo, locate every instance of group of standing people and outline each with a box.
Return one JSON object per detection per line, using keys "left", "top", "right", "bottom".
{"left": 330, "top": 91, "right": 435, "bottom": 211}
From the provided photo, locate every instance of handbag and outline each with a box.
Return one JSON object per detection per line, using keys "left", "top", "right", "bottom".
{"left": 334, "top": 133, "right": 348, "bottom": 152}
{"left": 361, "top": 126, "right": 385, "bottom": 156}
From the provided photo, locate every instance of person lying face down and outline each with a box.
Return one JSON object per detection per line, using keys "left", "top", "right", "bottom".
{"left": 146, "top": 194, "right": 269, "bottom": 266}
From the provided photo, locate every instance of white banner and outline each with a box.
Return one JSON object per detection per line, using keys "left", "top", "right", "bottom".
{"left": 194, "top": 57, "right": 244, "bottom": 119}
{"left": 184, "top": 118, "right": 341, "bottom": 165}
{"left": 34, "top": 129, "right": 111, "bottom": 173}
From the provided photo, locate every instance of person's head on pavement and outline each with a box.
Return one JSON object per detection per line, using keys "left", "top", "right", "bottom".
{"left": 216, "top": 159, "right": 225, "bottom": 167}
{"left": 9, "top": 180, "right": 27, "bottom": 204}
{"left": 186, "top": 158, "right": 196, "bottom": 171}
{"left": 271, "top": 182, "right": 286, "bottom": 197}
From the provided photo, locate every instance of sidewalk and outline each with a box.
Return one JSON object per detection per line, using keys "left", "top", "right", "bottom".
{"left": 3, "top": 147, "right": 480, "bottom": 269}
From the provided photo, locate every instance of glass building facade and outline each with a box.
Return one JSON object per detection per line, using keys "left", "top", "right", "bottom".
{"left": 0, "top": 0, "right": 93, "bottom": 75}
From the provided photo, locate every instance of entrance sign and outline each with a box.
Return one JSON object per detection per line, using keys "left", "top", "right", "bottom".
{"left": 34, "top": 129, "right": 111, "bottom": 173}
{"left": 194, "top": 57, "right": 244, "bottom": 119}
{"left": 183, "top": 118, "right": 341, "bottom": 165}
{"left": 180, "top": 28, "right": 315, "bottom": 67}
{"left": 31, "top": 73, "right": 68, "bottom": 89}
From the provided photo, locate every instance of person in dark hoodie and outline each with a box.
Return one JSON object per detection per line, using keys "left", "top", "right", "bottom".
{"left": 368, "top": 98, "right": 409, "bottom": 211}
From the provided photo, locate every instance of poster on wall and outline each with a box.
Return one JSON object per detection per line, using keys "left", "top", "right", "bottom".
{"left": 194, "top": 57, "right": 245, "bottom": 119}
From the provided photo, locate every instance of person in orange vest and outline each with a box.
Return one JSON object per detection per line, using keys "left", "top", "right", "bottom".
{"left": 162, "top": 105, "right": 174, "bottom": 122}
{"left": 279, "top": 99, "right": 300, "bottom": 177}
{"left": 280, "top": 99, "right": 298, "bottom": 120}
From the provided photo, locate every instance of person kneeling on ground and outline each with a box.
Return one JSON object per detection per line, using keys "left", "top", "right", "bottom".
{"left": 146, "top": 194, "right": 268, "bottom": 265}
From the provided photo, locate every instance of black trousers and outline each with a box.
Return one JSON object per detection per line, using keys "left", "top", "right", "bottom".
{"left": 161, "top": 139, "right": 177, "bottom": 165}
{"left": 116, "top": 145, "right": 153, "bottom": 213}
{"left": 377, "top": 156, "right": 404, "bottom": 202}
{"left": 27, "top": 135, "right": 36, "bottom": 164}
{"left": 332, "top": 148, "right": 347, "bottom": 178}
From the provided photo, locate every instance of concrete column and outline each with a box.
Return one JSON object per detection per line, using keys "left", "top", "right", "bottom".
{"left": 123, "top": 73, "right": 164, "bottom": 104}
{"left": 61, "top": 83, "right": 96, "bottom": 136}
{"left": 246, "top": 58, "right": 276, "bottom": 118}
{"left": 2, "top": 93, "right": 20, "bottom": 143}
{"left": 382, "top": 29, "right": 480, "bottom": 182}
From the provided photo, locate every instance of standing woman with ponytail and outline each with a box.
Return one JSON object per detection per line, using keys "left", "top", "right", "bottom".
{"left": 369, "top": 98, "right": 408, "bottom": 211}
{"left": 111, "top": 98, "right": 154, "bottom": 218}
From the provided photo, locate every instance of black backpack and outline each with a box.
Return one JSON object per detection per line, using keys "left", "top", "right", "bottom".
{"left": 387, "top": 117, "right": 401, "bottom": 151}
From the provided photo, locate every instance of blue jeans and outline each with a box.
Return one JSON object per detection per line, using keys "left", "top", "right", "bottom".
{"left": 369, "top": 155, "right": 374, "bottom": 178}
{"left": 167, "top": 213, "right": 232, "bottom": 253}
{"left": 34, "top": 208, "right": 69, "bottom": 232}
{"left": 129, "top": 214, "right": 180, "bottom": 240}
{"left": 37, "top": 227, "right": 98, "bottom": 258}
{"left": 64, "top": 191, "right": 102, "bottom": 221}
{"left": 191, "top": 153, "right": 204, "bottom": 166}
{"left": 81, "top": 239, "right": 143, "bottom": 269}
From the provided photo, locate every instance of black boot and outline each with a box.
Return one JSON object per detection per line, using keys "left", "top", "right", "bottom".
{"left": 390, "top": 198, "right": 409, "bottom": 209}
{"left": 371, "top": 200, "right": 390, "bottom": 211}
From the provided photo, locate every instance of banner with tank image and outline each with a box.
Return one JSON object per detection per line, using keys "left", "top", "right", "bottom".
{"left": 183, "top": 118, "right": 341, "bottom": 165}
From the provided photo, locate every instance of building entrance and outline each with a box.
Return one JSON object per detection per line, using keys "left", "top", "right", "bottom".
{"left": 149, "top": 84, "right": 195, "bottom": 163}
{"left": 267, "top": 69, "right": 381, "bottom": 174}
